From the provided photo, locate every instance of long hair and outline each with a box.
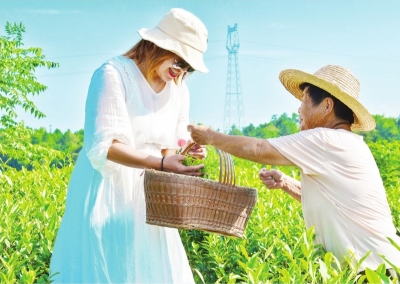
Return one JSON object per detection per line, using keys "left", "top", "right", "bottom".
{"left": 124, "top": 40, "right": 182, "bottom": 85}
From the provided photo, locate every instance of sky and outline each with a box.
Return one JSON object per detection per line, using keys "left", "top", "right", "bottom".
{"left": 1, "top": 0, "right": 399, "bottom": 133}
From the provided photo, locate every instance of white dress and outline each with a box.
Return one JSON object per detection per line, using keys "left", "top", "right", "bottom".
{"left": 50, "top": 55, "right": 194, "bottom": 283}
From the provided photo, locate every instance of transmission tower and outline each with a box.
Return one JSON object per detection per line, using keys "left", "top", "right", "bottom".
{"left": 223, "top": 23, "right": 244, "bottom": 133}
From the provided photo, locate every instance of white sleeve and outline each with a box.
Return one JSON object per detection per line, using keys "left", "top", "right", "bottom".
{"left": 268, "top": 128, "right": 326, "bottom": 175}
{"left": 174, "top": 83, "right": 191, "bottom": 143}
{"left": 83, "top": 62, "right": 135, "bottom": 177}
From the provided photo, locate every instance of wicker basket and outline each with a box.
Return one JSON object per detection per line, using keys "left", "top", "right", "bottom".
{"left": 144, "top": 156, "right": 258, "bottom": 238}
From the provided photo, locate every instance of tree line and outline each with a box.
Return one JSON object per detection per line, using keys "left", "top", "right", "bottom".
{"left": 1, "top": 112, "right": 399, "bottom": 170}
{"left": 228, "top": 112, "right": 400, "bottom": 142}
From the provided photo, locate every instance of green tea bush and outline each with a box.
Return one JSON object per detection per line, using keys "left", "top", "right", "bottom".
{"left": 0, "top": 160, "right": 72, "bottom": 283}
{"left": 368, "top": 140, "right": 400, "bottom": 188}
{"left": 369, "top": 140, "right": 400, "bottom": 235}
{"left": 0, "top": 142, "right": 399, "bottom": 283}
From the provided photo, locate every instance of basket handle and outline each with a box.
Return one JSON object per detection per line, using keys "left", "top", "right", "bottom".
{"left": 217, "top": 149, "right": 236, "bottom": 187}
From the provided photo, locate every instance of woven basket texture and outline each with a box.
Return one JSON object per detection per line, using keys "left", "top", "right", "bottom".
{"left": 144, "top": 169, "right": 258, "bottom": 238}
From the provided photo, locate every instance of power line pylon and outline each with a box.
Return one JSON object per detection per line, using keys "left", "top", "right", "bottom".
{"left": 223, "top": 23, "right": 244, "bottom": 133}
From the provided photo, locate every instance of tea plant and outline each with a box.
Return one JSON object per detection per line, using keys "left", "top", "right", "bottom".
{"left": 0, "top": 158, "right": 73, "bottom": 283}
{"left": 182, "top": 147, "right": 222, "bottom": 180}
{"left": 0, "top": 143, "right": 399, "bottom": 283}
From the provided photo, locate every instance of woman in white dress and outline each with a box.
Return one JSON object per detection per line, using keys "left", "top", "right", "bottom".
{"left": 50, "top": 8, "right": 208, "bottom": 283}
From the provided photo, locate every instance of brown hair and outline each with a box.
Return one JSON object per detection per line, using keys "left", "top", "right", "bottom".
{"left": 124, "top": 40, "right": 182, "bottom": 84}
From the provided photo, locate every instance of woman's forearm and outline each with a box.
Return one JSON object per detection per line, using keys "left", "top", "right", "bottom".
{"left": 107, "top": 140, "right": 161, "bottom": 170}
{"left": 281, "top": 175, "right": 302, "bottom": 202}
{"left": 106, "top": 140, "right": 204, "bottom": 176}
{"left": 192, "top": 126, "right": 294, "bottom": 166}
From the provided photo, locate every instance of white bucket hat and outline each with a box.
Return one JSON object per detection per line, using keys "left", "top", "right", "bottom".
{"left": 279, "top": 65, "right": 376, "bottom": 131}
{"left": 138, "top": 8, "right": 208, "bottom": 73}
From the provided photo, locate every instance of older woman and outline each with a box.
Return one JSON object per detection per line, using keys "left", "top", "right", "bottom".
{"left": 188, "top": 65, "right": 400, "bottom": 278}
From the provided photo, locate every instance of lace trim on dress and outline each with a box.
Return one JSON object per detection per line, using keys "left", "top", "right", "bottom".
{"left": 111, "top": 56, "right": 148, "bottom": 148}
{"left": 112, "top": 56, "right": 142, "bottom": 113}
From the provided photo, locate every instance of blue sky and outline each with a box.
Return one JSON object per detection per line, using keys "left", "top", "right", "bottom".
{"left": 1, "top": 0, "right": 399, "bottom": 132}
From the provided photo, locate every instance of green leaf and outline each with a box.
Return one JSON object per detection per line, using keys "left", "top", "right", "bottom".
{"left": 193, "top": 269, "right": 205, "bottom": 284}
{"left": 387, "top": 237, "right": 400, "bottom": 251}
{"left": 365, "top": 268, "right": 382, "bottom": 284}
{"left": 3, "top": 174, "right": 13, "bottom": 186}
{"left": 318, "top": 259, "right": 329, "bottom": 281}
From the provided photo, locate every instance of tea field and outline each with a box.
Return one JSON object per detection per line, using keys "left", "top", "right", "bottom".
{"left": 0, "top": 141, "right": 399, "bottom": 283}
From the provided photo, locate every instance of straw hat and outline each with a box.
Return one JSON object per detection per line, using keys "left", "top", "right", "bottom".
{"left": 138, "top": 8, "right": 208, "bottom": 73}
{"left": 279, "top": 65, "right": 375, "bottom": 131}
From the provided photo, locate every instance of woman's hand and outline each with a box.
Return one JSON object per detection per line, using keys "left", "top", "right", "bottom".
{"left": 187, "top": 124, "right": 211, "bottom": 145}
{"left": 259, "top": 168, "right": 285, "bottom": 189}
{"left": 184, "top": 142, "right": 207, "bottom": 160}
{"left": 162, "top": 154, "right": 204, "bottom": 176}
{"left": 188, "top": 144, "right": 207, "bottom": 159}
{"left": 180, "top": 139, "right": 207, "bottom": 159}
{"left": 259, "top": 168, "right": 302, "bottom": 202}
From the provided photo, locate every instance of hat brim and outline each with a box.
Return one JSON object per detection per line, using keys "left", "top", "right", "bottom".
{"left": 279, "top": 69, "right": 375, "bottom": 131}
{"left": 138, "top": 27, "right": 208, "bottom": 73}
